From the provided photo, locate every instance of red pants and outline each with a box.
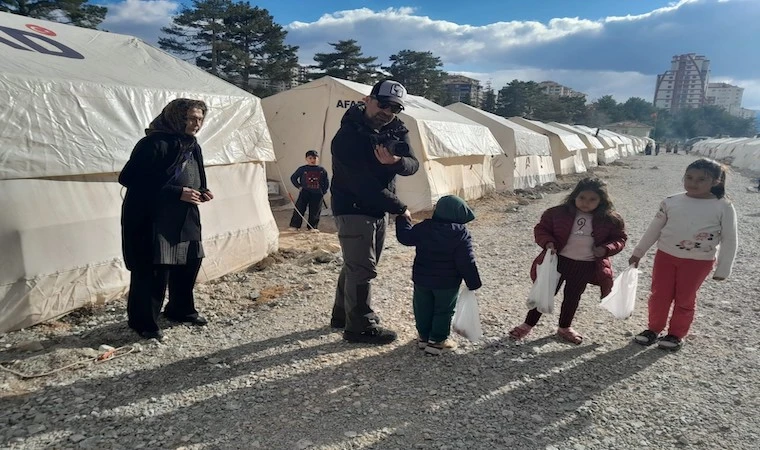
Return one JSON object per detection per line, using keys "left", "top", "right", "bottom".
{"left": 648, "top": 250, "right": 714, "bottom": 339}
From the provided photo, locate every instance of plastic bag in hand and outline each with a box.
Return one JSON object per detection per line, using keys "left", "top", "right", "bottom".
{"left": 452, "top": 288, "right": 483, "bottom": 341}
{"left": 599, "top": 265, "right": 639, "bottom": 319}
{"left": 526, "top": 252, "right": 560, "bottom": 315}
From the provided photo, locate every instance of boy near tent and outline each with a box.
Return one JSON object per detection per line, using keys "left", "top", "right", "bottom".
{"left": 289, "top": 150, "right": 329, "bottom": 232}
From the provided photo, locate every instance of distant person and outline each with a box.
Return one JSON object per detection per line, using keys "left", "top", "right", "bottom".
{"left": 645, "top": 142, "right": 652, "bottom": 155}
{"left": 329, "top": 79, "right": 420, "bottom": 345}
{"left": 119, "top": 99, "right": 212, "bottom": 340}
{"left": 629, "top": 158, "right": 738, "bottom": 350}
{"left": 509, "top": 178, "right": 628, "bottom": 344}
{"left": 665, "top": 142, "right": 672, "bottom": 153}
{"left": 288, "top": 150, "right": 329, "bottom": 232}
{"left": 673, "top": 143, "right": 679, "bottom": 154}
{"left": 655, "top": 142, "right": 661, "bottom": 155}
{"left": 395, "top": 195, "right": 482, "bottom": 355}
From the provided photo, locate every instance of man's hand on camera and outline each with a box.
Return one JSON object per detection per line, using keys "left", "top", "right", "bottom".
{"left": 375, "top": 144, "right": 401, "bottom": 165}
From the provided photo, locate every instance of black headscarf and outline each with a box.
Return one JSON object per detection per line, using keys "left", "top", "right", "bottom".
{"left": 146, "top": 98, "right": 208, "bottom": 136}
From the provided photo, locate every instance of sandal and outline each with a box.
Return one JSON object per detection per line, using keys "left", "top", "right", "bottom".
{"left": 557, "top": 327, "right": 583, "bottom": 345}
{"left": 634, "top": 329, "right": 658, "bottom": 346}
{"left": 508, "top": 323, "right": 533, "bottom": 340}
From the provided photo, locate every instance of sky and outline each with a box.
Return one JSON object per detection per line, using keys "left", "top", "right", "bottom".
{"left": 98, "top": 0, "right": 760, "bottom": 109}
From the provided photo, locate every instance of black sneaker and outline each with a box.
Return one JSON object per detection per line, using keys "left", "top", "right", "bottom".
{"left": 329, "top": 318, "right": 345, "bottom": 329}
{"left": 634, "top": 329, "right": 659, "bottom": 346}
{"left": 343, "top": 327, "right": 397, "bottom": 345}
{"left": 137, "top": 330, "right": 164, "bottom": 341}
{"left": 657, "top": 334, "right": 683, "bottom": 350}
{"left": 164, "top": 313, "right": 208, "bottom": 326}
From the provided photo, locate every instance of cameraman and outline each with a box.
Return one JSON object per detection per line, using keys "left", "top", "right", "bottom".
{"left": 329, "top": 79, "right": 420, "bottom": 345}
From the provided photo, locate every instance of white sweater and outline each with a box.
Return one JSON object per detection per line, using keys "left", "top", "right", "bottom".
{"left": 632, "top": 193, "right": 738, "bottom": 279}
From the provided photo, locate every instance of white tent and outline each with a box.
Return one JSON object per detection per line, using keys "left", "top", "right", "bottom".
{"left": 573, "top": 125, "right": 620, "bottom": 164}
{"left": 445, "top": 103, "right": 555, "bottom": 191}
{"left": 262, "top": 77, "right": 503, "bottom": 213}
{"left": 0, "top": 13, "right": 277, "bottom": 332}
{"left": 550, "top": 122, "right": 602, "bottom": 168}
{"left": 508, "top": 118, "right": 587, "bottom": 175}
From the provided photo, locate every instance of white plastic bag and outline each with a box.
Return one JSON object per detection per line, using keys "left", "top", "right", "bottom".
{"left": 526, "top": 252, "right": 561, "bottom": 315}
{"left": 452, "top": 288, "right": 483, "bottom": 341}
{"left": 599, "top": 265, "right": 639, "bottom": 319}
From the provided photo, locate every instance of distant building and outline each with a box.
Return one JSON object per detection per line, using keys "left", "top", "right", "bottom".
{"left": 538, "top": 81, "right": 586, "bottom": 98}
{"left": 248, "top": 64, "right": 311, "bottom": 93}
{"left": 706, "top": 82, "right": 743, "bottom": 109}
{"left": 727, "top": 105, "right": 757, "bottom": 119}
{"left": 654, "top": 53, "right": 710, "bottom": 111}
{"left": 444, "top": 74, "right": 482, "bottom": 107}
{"left": 705, "top": 82, "right": 756, "bottom": 119}
{"left": 605, "top": 121, "right": 653, "bottom": 138}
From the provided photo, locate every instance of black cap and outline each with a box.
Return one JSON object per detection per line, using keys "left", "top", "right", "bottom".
{"left": 370, "top": 79, "right": 407, "bottom": 106}
{"left": 305, "top": 150, "right": 318, "bottom": 157}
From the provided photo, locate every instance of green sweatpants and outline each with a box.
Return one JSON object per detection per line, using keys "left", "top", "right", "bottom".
{"left": 413, "top": 285, "right": 460, "bottom": 343}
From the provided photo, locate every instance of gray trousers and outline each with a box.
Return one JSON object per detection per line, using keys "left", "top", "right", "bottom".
{"left": 331, "top": 214, "right": 386, "bottom": 332}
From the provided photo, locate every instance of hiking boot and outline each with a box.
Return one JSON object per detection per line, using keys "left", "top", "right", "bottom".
{"left": 343, "top": 327, "right": 397, "bottom": 345}
{"left": 424, "top": 339, "right": 458, "bottom": 355}
{"left": 657, "top": 334, "right": 683, "bottom": 350}
{"left": 417, "top": 336, "right": 428, "bottom": 349}
{"left": 634, "top": 329, "right": 659, "bottom": 346}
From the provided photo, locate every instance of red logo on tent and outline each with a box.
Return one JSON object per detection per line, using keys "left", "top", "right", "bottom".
{"left": 25, "top": 24, "right": 56, "bottom": 36}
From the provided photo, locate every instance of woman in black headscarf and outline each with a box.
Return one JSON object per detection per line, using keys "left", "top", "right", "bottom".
{"left": 119, "top": 99, "right": 213, "bottom": 340}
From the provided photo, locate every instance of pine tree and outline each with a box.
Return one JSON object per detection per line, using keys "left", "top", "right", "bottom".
{"left": 311, "top": 39, "right": 380, "bottom": 84}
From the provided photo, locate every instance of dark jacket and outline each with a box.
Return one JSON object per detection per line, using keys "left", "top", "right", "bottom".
{"left": 331, "top": 103, "right": 419, "bottom": 217}
{"left": 530, "top": 205, "right": 627, "bottom": 288}
{"left": 290, "top": 164, "right": 329, "bottom": 194}
{"left": 118, "top": 132, "right": 207, "bottom": 271}
{"left": 396, "top": 195, "right": 482, "bottom": 290}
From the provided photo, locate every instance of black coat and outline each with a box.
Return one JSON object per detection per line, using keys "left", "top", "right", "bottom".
{"left": 119, "top": 132, "right": 207, "bottom": 271}
{"left": 330, "top": 104, "right": 419, "bottom": 217}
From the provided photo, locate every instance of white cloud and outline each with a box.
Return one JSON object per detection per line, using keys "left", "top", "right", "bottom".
{"left": 102, "top": 0, "right": 178, "bottom": 26}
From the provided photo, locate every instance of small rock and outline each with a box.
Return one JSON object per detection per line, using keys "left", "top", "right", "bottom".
{"left": 223, "top": 402, "right": 241, "bottom": 410}
{"left": 207, "top": 357, "right": 223, "bottom": 365}
{"left": 677, "top": 435, "right": 691, "bottom": 445}
{"left": 249, "top": 291, "right": 261, "bottom": 300}
{"left": 344, "top": 431, "right": 357, "bottom": 438}
{"left": 27, "top": 424, "right": 46, "bottom": 434}
{"left": 295, "top": 439, "right": 313, "bottom": 449}
{"left": 13, "top": 340, "right": 44, "bottom": 352}
{"left": 98, "top": 344, "right": 115, "bottom": 352}
{"left": 70, "top": 434, "right": 86, "bottom": 443}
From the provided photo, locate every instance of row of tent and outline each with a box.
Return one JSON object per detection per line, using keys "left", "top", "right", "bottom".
{"left": 0, "top": 13, "right": 649, "bottom": 332}
{"left": 690, "top": 137, "right": 760, "bottom": 173}
{"left": 263, "top": 76, "right": 651, "bottom": 213}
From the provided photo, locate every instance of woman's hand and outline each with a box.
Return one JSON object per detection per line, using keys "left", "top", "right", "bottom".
{"left": 200, "top": 189, "right": 214, "bottom": 202}
{"left": 545, "top": 243, "right": 556, "bottom": 254}
{"left": 628, "top": 255, "right": 641, "bottom": 268}
{"left": 180, "top": 187, "right": 202, "bottom": 205}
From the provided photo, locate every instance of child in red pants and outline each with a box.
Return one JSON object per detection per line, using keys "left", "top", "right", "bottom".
{"left": 630, "top": 158, "right": 738, "bottom": 350}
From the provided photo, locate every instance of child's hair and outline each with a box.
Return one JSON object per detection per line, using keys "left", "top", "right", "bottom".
{"left": 686, "top": 158, "right": 728, "bottom": 199}
{"left": 562, "top": 177, "right": 623, "bottom": 228}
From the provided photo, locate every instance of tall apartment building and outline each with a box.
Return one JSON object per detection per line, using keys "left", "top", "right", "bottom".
{"left": 706, "top": 82, "right": 743, "bottom": 109}
{"left": 444, "top": 74, "right": 482, "bottom": 107}
{"left": 538, "top": 81, "right": 586, "bottom": 98}
{"left": 653, "top": 53, "right": 710, "bottom": 111}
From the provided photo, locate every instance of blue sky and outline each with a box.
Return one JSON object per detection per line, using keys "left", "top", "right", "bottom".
{"left": 99, "top": 0, "right": 760, "bottom": 109}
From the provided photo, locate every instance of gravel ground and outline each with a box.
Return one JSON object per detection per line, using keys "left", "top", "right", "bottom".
{"left": 1, "top": 153, "right": 759, "bottom": 450}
